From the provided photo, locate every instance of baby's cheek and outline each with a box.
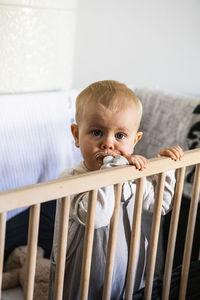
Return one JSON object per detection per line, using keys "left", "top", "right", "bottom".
{"left": 121, "top": 148, "right": 134, "bottom": 157}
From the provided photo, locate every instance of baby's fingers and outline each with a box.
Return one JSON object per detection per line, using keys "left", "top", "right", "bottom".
{"left": 171, "top": 146, "right": 184, "bottom": 160}
{"left": 165, "top": 146, "right": 183, "bottom": 161}
{"left": 130, "top": 156, "right": 148, "bottom": 170}
{"left": 158, "top": 146, "right": 184, "bottom": 161}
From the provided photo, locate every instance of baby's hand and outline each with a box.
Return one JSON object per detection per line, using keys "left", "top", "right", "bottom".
{"left": 126, "top": 154, "right": 148, "bottom": 171}
{"left": 156, "top": 146, "right": 184, "bottom": 161}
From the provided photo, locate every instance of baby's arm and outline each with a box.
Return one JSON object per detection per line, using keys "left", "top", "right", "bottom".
{"left": 71, "top": 184, "right": 115, "bottom": 228}
{"left": 71, "top": 156, "right": 130, "bottom": 228}
{"left": 71, "top": 146, "right": 184, "bottom": 226}
{"left": 143, "top": 170, "right": 176, "bottom": 214}
{"left": 142, "top": 146, "right": 184, "bottom": 214}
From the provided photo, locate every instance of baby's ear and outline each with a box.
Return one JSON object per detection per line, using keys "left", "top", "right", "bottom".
{"left": 71, "top": 124, "right": 80, "bottom": 148}
{"left": 134, "top": 131, "right": 143, "bottom": 145}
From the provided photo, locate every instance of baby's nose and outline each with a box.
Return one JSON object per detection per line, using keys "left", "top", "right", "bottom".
{"left": 101, "top": 136, "right": 114, "bottom": 150}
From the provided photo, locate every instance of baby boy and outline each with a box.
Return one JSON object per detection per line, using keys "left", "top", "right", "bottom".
{"left": 49, "top": 80, "right": 183, "bottom": 300}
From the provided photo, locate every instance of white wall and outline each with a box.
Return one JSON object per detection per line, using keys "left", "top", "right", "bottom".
{"left": 73, "top": 0, "right": 200, "bottom": 95}
{"left": 0, "top": 0, "right": 77, "bottom": 93}
{"left": 0, "top": 0, "right": 199, "bottom": 95}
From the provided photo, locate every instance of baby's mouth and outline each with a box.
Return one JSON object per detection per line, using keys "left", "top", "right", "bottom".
{"left": 95, "top": 151, "right": 115, "bottom": 163}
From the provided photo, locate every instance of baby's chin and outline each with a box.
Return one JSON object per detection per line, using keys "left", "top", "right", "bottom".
{"left": 84, "top": 161, "right": 102, "bottom": 171}
{"left": 94, "top": 161, "right": 103, "bottom": 170}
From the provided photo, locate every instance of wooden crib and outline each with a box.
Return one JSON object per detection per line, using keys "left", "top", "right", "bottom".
{"left": 0, "top": 148, "right": 200, "bottom": 300}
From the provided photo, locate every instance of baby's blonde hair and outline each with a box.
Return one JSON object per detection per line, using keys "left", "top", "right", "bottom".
{"left": 75, "top": 80, "right": 142, "bottom": 127}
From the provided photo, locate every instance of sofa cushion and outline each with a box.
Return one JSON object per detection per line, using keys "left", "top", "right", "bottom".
{"left": 0, "top": 90, "right": 81, "bottom": 220}
{"left": 134, "top": 88, "right": 200, "bottom": 200}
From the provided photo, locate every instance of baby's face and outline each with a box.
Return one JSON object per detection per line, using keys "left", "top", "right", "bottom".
{"left": 71, "top": 102, "right": 142, "bottom": 171}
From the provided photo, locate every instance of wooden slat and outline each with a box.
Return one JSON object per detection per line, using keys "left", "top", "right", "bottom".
{"left": 24, "top": 204, "right": 41, "bottom": 300}
{"left": 53, "top": 196, "right": 71, "bottom": 300}
{"left": 144, "top": 172, "right": 166, "bottom": 300}
{"left": 0, "top": 149, "right": 199, "bottom": 213}
{"left": 125, "top": 177, "right": 145, "bottom": 300}
{"left": 0, "top": 212, "right": 6, "bottom": 299}
{"left": 103, "top": 183, "right": 123, "bottom": 300}
{"left": 162, "top": 167, "right": 185, "bottom": 300}
{"left": 178, "top": 164, "right": 200, "bottom": 300}
{"left": 79, "top": 189, "right": 97, "bottom": 300}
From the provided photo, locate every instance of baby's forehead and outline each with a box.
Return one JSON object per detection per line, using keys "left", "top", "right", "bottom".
{"left": 76, "top": 94, "right": 142, "bottom": 128}
{"left": 81, "top": 102, "right": 140, "bottom": 128}
{"left": 87, "top": 100, "right": 140, "bottom": 116}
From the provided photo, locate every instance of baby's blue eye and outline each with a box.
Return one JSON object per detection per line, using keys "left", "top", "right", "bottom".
{"left": 92, "top": 130, "right": 102, "bottom": 137}
{"left": 115, "top": 132, "right": 125, "bottom": 139}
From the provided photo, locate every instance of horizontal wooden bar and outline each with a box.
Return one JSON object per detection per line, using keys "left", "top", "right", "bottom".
{"left": 0, "top": 148, "right": 199, "bottom": 213}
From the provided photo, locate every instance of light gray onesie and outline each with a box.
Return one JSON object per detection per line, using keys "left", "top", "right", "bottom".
{"left": 49, "top": 156, "right": 175, "bottom": 300}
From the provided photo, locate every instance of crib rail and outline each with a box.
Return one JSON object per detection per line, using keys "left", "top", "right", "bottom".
{"left": 0, "top": 148, "right": 200, "bottom": 300}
